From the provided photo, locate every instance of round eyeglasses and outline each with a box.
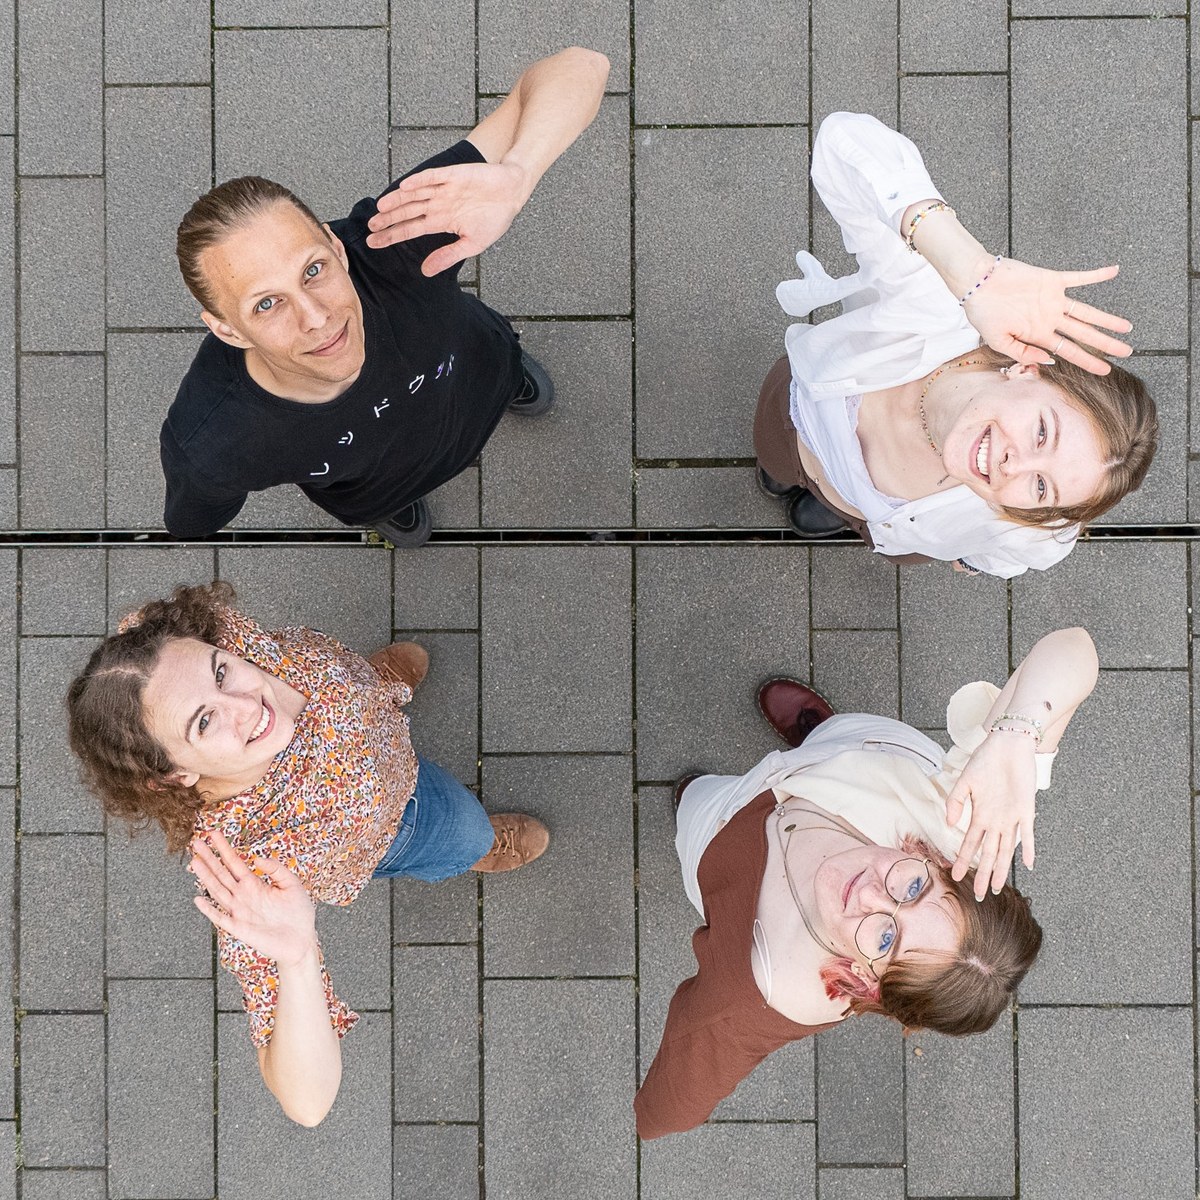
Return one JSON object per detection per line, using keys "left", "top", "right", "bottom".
{"left": 856, "top": 858, "right": 931, "bottom": 977}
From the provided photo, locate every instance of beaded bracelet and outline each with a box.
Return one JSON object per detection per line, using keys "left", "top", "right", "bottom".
{"left": 903, "top": 201, "right": 953, "bottom": 252}
{"left": 988, "top": 713, "right": 1044, "bottom": 745}
{"left": 958, "top": 254, "right": 1003, "bottom": 305}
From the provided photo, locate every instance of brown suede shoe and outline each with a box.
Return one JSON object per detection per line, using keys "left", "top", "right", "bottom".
{"left": 757, "top": 679, "right": 836, "bottom": 748}
{"left": 369, "top": 641, "right": 430, "bottom": 690}
{"left": 470, "top": 813, "right": 550, "bottom": 873}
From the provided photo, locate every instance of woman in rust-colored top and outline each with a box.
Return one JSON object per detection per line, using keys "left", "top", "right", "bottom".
{"left": 637, "top": 627, "right": 1098, "bottom": 1139}
{"left": 67, "top": 582, "right": 549, "bottom": 1126}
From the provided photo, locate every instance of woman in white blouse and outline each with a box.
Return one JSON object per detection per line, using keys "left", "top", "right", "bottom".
{"left": 756, "top": 112, "right": 1157, "bottom": 578}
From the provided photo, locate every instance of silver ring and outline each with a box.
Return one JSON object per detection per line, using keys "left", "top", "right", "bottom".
{"left": 1065, "top": 300, "right": 1076, "bottom": 319}
{"left": 1053, "top": 337, "right": 1065, "bottom": 355}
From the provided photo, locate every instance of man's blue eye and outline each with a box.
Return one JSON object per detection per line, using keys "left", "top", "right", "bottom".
{"left": 305, "top": 262, "right": 322, "bottom": 279}
{"left": 1037, "top": 418, "right": 1046, "bottom": 445}
{"left": 254, "top": 297, "right": 275, "bottom": 313}
{"left": 198, "top": 713, "right": 210, "bottom": 734}
{"left": 878, "top": 927, "right": 896, "bottom": 955}
{"left": 215, "top": 664, "right": 225, "bottom": 687}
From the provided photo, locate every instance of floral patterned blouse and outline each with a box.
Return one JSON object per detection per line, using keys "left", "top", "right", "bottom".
{"left": 193, "top": 607, "right": 418, "bottom": 1047}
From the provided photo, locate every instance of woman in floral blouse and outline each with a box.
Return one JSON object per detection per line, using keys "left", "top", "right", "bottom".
{"left": 66, "top": 582, "right": 548, "bottom": 1126}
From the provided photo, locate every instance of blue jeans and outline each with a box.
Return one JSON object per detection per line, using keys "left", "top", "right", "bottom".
{"left": 372, "top": 756, "right": 495, "bottom": 882}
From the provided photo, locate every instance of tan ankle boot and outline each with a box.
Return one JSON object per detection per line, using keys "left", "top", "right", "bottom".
{"left": 470, "top": 813, "right": 550, "bottom": 873}
{"left": 368, "top": 641, "right": 430, "bottom": 690}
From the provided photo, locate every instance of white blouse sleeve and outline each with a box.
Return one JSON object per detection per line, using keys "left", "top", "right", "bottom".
{"left": 945, "top": 681, "right": 1057, "bottom": 790}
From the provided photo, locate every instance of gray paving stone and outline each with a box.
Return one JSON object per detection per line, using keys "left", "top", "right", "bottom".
{"left": 637, "top": 784, "right": 816, "bottom": 1120}
{"left": 481, "top": 320, "right": 632, "bottom": 528}
{"left": 395, "top": 1124, "right": 479, "bottom": 1200}
{"left": 390, "top": 0, "right": 473, "bottom": 126}
{"left": 394, "top": 945, "right": 478, "bottom": 1121}
{"left": 811, "top": 548, "right": 897, "bottom": 630}
{"left": 0, "top": 793, "right": 11, "bottom": 1116}
{"left": 394, "top": 546, "right": 478, "bottom": 630}
{"left": 906, "top": 1019, "right": 1014, "bottom": 1196}
{"left": 817, "top": 1167, "right": 904, "bottom": 1200}
{"left": 21, "top": 1172, "right": 105, "bottom": 1200}
{"left": 635, "top": 546, "right": 807, "bottom": 779}
{"left": 105, "top": 0, "right": 209, "bottom": 83}
{"left": 19, "top": 835, "right": 104, "bottom": 1010}
{"left": 635, "top": 128, "right": 808, "bottom": 458}
{"left": 480, "top": 1, "right": 629, "bottom": 92}
{"left": 0, "top": 140, "right": 12, "bottom": 463}
{"left": 1190, "top": 458, "right": 1200, "bottom": 522}
{"left": 215, "top": 29, "right": 388, "bottom": 223}
{"left": 1011, "top": 19, "right": 1186, "bottom": 350}
{"left": 17, "top": 0, "right": 101, "bottom": 174}
{"left": 20, "top": 1015, "right": 105, "bottom": 1167}
{"left": 19, "top": 355, "right": 104, "bottom": 529}
{"left": 218, "top": 1010, "right": 391, "bottom": 1200}
{"left": 21, "top": 548, "right": 106, "bottom": 635}
{"left": 816, "top": 1016, "right": 904, "bottom": 1164}
{"left": 1020, "top": 670, "right": 1190, "bottom": 1004}
{"left": 317, "top": 878, "right": 391, "bottom": 1011}
{"left": 484, "top": 979, "right": 635, "bottom": 1200}
{"left": 642, "top": 1123, "right": 816, "bottom": 1200}
{"left": 635, "top": 467, "right": 785, "bottom": 529}
{"left": 898, "top": 566, "right": 1008, "bottom": 730}
{"left": 228, "top": 483, "right": 344, "bottom": 531}
{"left": 399, "top": 630, "right": 479, "bottom": 785}
{"left": 633, "top": 0, "right": 805, "bottom": 124}
{"left": 0, "top": 555, "right": 11, "bottom": 786}
{"left": 393, "top": 871, "right": 478, "bottom": 944}
{"left": 108, "top": 979, "right": 213, "bottom": 1199}
{"left": 107, "top": 332, "right": 203, "bottom": 529}
{"left": 217, "top": 0, "right": 386, "bottom": 24}
{"left": 0, "top": 471, "right": 13, "bottom": 525}
{"left": 900, "top": 0, "right": 1007, "bottom": 72}
{"left": 482, "top": 97, "right": 629, "bottom": 317}
{"left": 0, "top": 3, "right": 12, "bottom": 134}
{"left": 900, "top": 74, "right": 1010, "bottom": 261}
{"left": 427, "top": 463, "right": 481, "bottom": 530}
{"left": 106, "top": 87, "right": 211, "bottom": 329}
{"left": 20, "top": 179, "right": 104, "bottom": 353}
{"left": 812, "top": 0, "right": 896, "bottom": 125}
{"left": 481, "top": 546, "right": 631, "bottom": 752}
{"left": 482, "top": 755, "right": 633, "bottom": 976}
{"left": 107, "top": 826, "right": 213, "bottom": 979}
{"left": 0, "top": 1125, "right": 10, "bottom": 1200}
{"left": 1104, "top": 354, "right": 1185, "bottom": 523}
{"left": 1012, "top": 542, "right": 1187, "bottom": 668}
{"left": 812, "top": 630, "right": 899, "bottom": 720}
{"left": 19, "top": 638, "right": 102, "bottom": 832}
{"left": 1015, "top": 0, "right": 1180, "bottom": 11}
{"left": 1018, "top": 1008, "right": 1192, "bottom": 1200}
{"left": 106, "top": 545, "right": 217, "bottom": 629}
{"left": 217, "top": 545, "right": 392, "bottom": 652}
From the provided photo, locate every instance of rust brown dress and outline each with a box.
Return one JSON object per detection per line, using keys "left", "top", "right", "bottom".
{"left": 634, "top": 789, "right": 839, "bottom": 1140}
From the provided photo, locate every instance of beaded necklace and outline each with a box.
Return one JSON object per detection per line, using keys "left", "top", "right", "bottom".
{"left": 917, "top": 356, "right": 982, "bottom": 456}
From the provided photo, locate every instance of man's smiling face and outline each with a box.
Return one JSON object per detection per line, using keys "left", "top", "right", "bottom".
{"left": 199, "top": 201, "right": 366, "bottom": 401}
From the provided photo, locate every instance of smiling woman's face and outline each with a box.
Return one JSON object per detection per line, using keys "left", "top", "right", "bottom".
{"left": 810, "top": 842, "right": 961, "bottom": 976}
{"left": 142, "top": 637, "right": 298, "bottom": 792}
{"left": 940, "top": 367, "right": 1109, "bottom": 513}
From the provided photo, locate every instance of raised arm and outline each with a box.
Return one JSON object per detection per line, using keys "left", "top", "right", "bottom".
{"left": 366, "top": 47, "right": 610, "bottom": 273}
{"left": 190, "top": 831, "right": 343, "bottom": 1126}
{"left": 901, "top": 198, "right": 1133, "bottom": 376}
{"left": 945, "top": 627, "right": 1100, "bottom": 898}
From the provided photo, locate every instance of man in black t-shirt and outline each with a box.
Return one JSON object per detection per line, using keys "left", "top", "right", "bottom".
{"left": 162, "top": 48, "right": 610, "bottom": 545}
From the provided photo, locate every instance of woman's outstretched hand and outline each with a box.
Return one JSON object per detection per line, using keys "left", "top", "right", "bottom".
{"left": 962, "top": 258, "right": 1132, "bottom": 377}
{"left": 189, "top": 831, "right": 317, "bottom": 966}
{"left": 944, "top": 730, "right": 1038, "bottom": 900}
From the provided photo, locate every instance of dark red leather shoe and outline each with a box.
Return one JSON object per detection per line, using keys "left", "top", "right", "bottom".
{"left": 757, "top": 679, "right": 836, "bottom": 748}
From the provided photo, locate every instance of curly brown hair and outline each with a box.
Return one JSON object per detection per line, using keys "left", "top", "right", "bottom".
{"left": 970, "top": 347, "right": 1158, "bottom": 530}
{"left": 66, "top": 582, "right": 236, "bottom": 854}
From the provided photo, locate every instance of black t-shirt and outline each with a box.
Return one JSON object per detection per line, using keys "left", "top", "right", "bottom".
{"left": 160, "top": 142, "right": 524, "bottom": 536}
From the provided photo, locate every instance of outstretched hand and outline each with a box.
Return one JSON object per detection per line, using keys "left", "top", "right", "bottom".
{"left": 189, "top": 831, "right": 317, "bottom": 967}
{"left": 944, "top": 732, "right": 1038, "bottom": 900}
{"left": 962, "top": 259, "right": 1132, "bottom": 377}
{"left": 366, "top": 160, "right": 533, "bottom": 276}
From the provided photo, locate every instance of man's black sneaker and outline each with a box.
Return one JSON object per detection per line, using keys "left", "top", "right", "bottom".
{"left": 508, "top": 350, "right": 555, "bottom": 417}
{"left": 373, "top": 499, "right": 432, "bottom": 549}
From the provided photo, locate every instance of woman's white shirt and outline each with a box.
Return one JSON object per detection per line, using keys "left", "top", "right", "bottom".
{"left": 674, "top": 681, "right": 1056, "bottom": 918}
{"left": 777, "top": 112, "right": 1077, "bottom": 579}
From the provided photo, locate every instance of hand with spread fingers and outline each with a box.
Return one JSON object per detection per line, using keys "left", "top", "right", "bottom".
{"left": 961, "top": 258, "right": 1133, "bottom": 377}
{"left": 189, "top": 830, "right": 317, "bottom": 968}
{"left": 944, "top": 730, "right": 1038, "bottom": 902}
